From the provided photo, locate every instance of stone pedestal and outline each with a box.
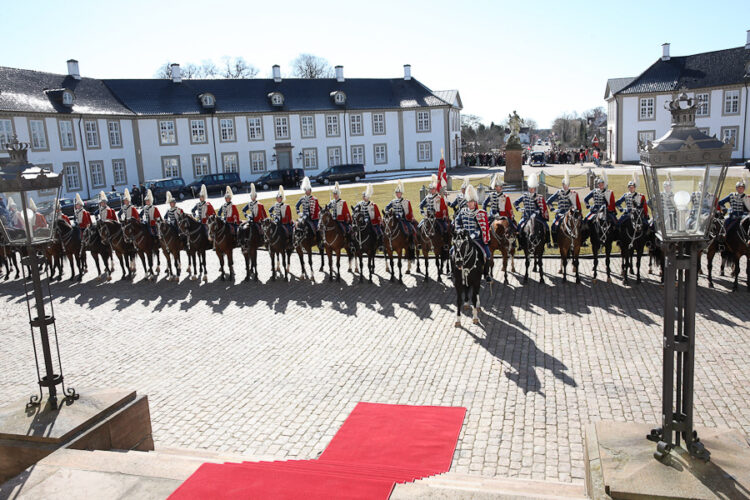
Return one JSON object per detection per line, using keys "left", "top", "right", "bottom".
{"left": 504, "top": 148, "right": 524, "bottom": 185}
{"left": 0, "top": 389, "right": 153, "bottom": 484}
{"left": 585, "top": 421, "right": 750, "bottom": 500}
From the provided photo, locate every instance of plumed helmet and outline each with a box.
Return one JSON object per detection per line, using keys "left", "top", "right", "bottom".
{"left": 395, "top": 180, "right": 404, "bottom": 194}
{"left": 601, "top": 171, "right": 609, "bottom": 188}
{"left": 628, "top": 172, "right": 637, "bottom": 188}
{"left": 144, "top": 189, "right": 154, "bottom": 202}
{"left": 200, "top": 184, "right": 208, "bottom": 199}
{"left": 99, "top": 191, "right": 108, "bottom": 203}
{"left": 465, "top": 184, "right": 479, "bottom": 203}
{"left": 301, "top": 176, "right": 312, "bottom": 192}
{"left": 489, "top": 173, "right": 499, "bottom": 189}
{"left": 123, "top": 188, "right": 131, "bottom": 202}
{"left": 738, "top": 179, "right": 746, "bottom": 188}
{"left": 7, "top": 196, "right": 16, "bottom": 209}
{"left": 527, "top": 172, "right": 539, "bottom": 189}
{"left": 250, "top": 183, "right": 257, "bottom": 199}
{"left": 166, "top": 191, "right": 174, "bottom": 204}
{"left": 364, "top": 184, "right": 374, "bottom": 199}
{"left": 461, "top": 176, "right": 469, "bottom": 189}
{"left": 429, "top": 174, "right": 437, "bottom": 189}
{"left": 332, "top": 181, "right": 341, "bottom": 195}
{"left": 663, "top": 179, "right": 672, "bottom": 189}
{"left": 29, "top": 197, "right": 38, "bottom": 212}
{"left": 277, "top": 185, "right": 285, "bottom": 201}
{"left": 225, "top": 186, "right": 233, "bottom": 199}
{"left": 75, "top": 193, "right": 84, "bottom": 206}
{"left": 562, "top": 169, "right": 570, "bottom": 187}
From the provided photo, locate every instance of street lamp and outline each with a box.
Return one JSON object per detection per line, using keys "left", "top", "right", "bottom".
{"left": 640, "top": 92, "right": 732, "bottom": 462}
{"left": 0, "top": 137, "right": 77, "bottom": 410}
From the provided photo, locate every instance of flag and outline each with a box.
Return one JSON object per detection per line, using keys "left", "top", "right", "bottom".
{"left": 436, "top": 150, "right": 448, "bottom": 192}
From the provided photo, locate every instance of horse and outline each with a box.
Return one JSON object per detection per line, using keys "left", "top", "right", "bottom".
{"left": 519, "top": 214, "right": 546, "bottom": 284}
{"left": 451, "top": 229, "right": 483, "bottom": 326}
{"left": 350, "top": 205, "right": 379, "bottom": 283}
{"left": 122, "top": 218, "right": 161, "bottom": 281}
{"left": 724, "top": 216, "right": 750, "bottom": 292}
{"left": 381, "top": 210, "right": 416, "bottom": 283}
{"left": 293, "top": 217, "right": 323, "bottom": 282}
{"left": 319, "top": 206, "right": 354, "bottom": 282}
{"left": 0, "top": 244, "right": 19, "bottom": 280}
{"left": 54, "top": 219, "right": 83, "bottom": 281}
{"left": 555, "top": 209, "right": 582, "bottom": 283}
{"left": 646, "top": 227, "right": 665, "bottom": 283}
{"left": 207, "top": 215, "right": 237, "bottom": 281}
{"left": 237, "top": 220, "right": 264, "bottom": 282}
{"left": 82, "top": 224, "right": 113, "bottom": 281}
{"left": 588, "top": 206, "right": 617, "bottom": 283}
{"left": 261, "top": 217, "right": 293, "bottom": 281}
{"left": 618, "top": 206, "right": 649, "bottom": 285}
{"left": 44, "top": 232, "right": 65, "bottom": 281}
{"left": 158, "top": 219, "right": 186, "bottom": 282}
{"left": 416, "top": 213, "right": 451, "bottom": 282}
{"left": 176, "top": 212, "right": 210, "bottom": 282}
{"left": 703, "top": 211, "right": 729, "bottom": 289}
{"left": 488, "top": 217, "right": 516, "bottom": 283}
{"left": 98, "top": 219, "right": 136, "bottom": 280}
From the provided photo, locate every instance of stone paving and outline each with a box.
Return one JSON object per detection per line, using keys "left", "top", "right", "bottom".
{"left": 1, "top": 250, "right": 749, "bottom": 484}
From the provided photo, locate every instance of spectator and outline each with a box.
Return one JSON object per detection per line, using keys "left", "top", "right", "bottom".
{"left": 593, "top": 149, "right": 600, "bottom": 167}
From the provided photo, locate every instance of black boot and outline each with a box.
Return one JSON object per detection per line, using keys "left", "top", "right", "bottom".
{"left": 484, "top": 258, "right": 492, "bottom": 282}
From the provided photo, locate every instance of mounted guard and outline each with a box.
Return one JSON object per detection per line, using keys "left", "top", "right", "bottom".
{"left": 615, "top": 173, "right": 649, "bottom": 227}
{"left": 547, "top": 170, "right": 582, "bottom": 245}
{"left": 119, "top": 188, "right": 140, "bottom": 221}
{"left": 55, "top": 200, "right": 71, "bottom": 225}
{"left": 295, "top": 176, "right": 321, "bottom": 239}
{"left": 74, "top": 193, "right": 92, "bottom": 231}
{"left": 242, "top": 183, "right": 267, "bottom": 225}
{"left": 448, "top": 177, "right": 469, "bottom": 213}
{"left": 419, "top": 174, "right": 450, "bottom": 235}
{"left": 385, "top": 180, "right": 417, "bottom": 246}
{"left": 28, "top": 198, "right": 48, "bottom": 232}
{"left": 355, "top": 183, "right": 383, "bottom": 241}
{"left": 191, "top": 184, "right": 216, "bottom": 223}
{"left": 584, "top": 172, "right": 617, "bottom": 226}
{"left": 269, "top": 185, "right": 294, "bottom": 236}
{"left": 719, "top": 177, "right": 750, "bottom": 234}
{"left": 327, "top": 182, "right": 351, "bottom": 240}
{"left": 164, "top": 191, "right": 184, "bottom": 227}
{"left": 483, "top": 172, "right": 517, "bottom": 235}
{"left": 514, "top": 172, "right": 550, "bottom": 247}
{"left": 453, "top": 184, "right": 491, "bottom": 280}
{"left": 140, "top": 189, "right": 161, "bottom": 239}
{"left": 217, "top": 186, "right": 240, "bottom": 236}
{"left": 97, "top": 191, "right": 118, "bottom": 222}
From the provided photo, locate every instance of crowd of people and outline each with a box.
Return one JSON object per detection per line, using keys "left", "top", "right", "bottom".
{"left": 462, "top": 147, "right": 605, "bottom": 167}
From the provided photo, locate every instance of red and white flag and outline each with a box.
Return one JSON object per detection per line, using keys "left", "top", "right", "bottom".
{"left": 436, "top": 149, "right": 448, "bottom": 192}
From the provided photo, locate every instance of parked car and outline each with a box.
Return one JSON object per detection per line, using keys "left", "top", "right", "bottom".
{"left": 529, "top": 152, "right": 546, "bottom": 167}
{"left": 314, "top": 164, "right": 365, "bottom": 185}
{"left": 187, "top": 173, "right": 242, "bottom": 198}
{"left": 255, "top": 168, "right": 305, "bottom": 191}
{"left": 36, "top": 198, "right": 73, "bottom": 217}
{"left": 84, "top": 191, "right": 124, "bottom": 216}
{"left": 145, "top": 178, "right": 189, "bottom": 204}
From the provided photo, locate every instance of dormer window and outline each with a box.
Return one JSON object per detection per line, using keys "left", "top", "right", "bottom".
{"left": 331, "top": 91, "right": 346, "bottom": 105}
{"left": 61, "top": 90, "right": 74, "bottom": 107}
{"left": 268, "top": 92, "right": 284, "bottom": 107}
{"left": 199, "top": 93, "right": 216, "bottom": 109}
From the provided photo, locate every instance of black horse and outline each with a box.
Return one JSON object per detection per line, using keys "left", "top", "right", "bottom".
{"left": 519, "top": 214, "right": 546, "bottom": 284}
{"left": 261, "top": 217, "right": 293, "bottom": 281}
{"left": 237, "top": 220, "right": 264, "bottom": 282}
{"left": 451, "top": 230, "right": 483, "bottom": 326}
{"left": 618, "top": 205, "right": 649, "bottom": 284}
{"left": 82, "top": 225, "right": 113, "bottom": 281}
{"left": 588, "top": 207, "right": 617, "bottom": 283}
{"left": 350, "top": 205, "right": 379, "bottom": 283}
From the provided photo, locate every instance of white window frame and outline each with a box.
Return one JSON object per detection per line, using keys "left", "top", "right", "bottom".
{"left": 350, "top": 114, "right": 363, "bottom": 136}
{"left": 300, "top": 115, "right": 316, "bottom": 138}
{"left": 326, "top": 114, "right": 340, "bottom": 137}
{"left": 721, "top": 126, "right": 739, "bottom": 150}
{"left": 63, "top": 162, "right": 82, "bottom": 191}
{"left": 416, "top": 110, "right": 431, "bottom": 132}
{"left": 723, "top": 89, "right": 740, "bottom": 116}
{"left": 250, "top": 151, "right": 266, "bottom": 173}
{"left": 159, "top": 120, "right": 177, "bottom": 145}
{"left": 639, "top": 97, "right": 655, "bottom": 121}
{"left": 112, "top": 159, "right": 127, "bottom": 186}
{"left": 302, "top": 148, "right": 318, "bottom": 169}
{"left": 417, "top": 141, "right": 432, "bottom": 162}
{"left": 107, "top": 120, "right": 122, "bottom": 148}
{"left": 161, "top": 156, "right": 181, "bottom": 178}
{"left": 637, "top": 130, "right": 656, "bottom": 148}
{"left": 374, "top": 144, "right": 387, "bottom": 164}
{"left": 58, "top": 119, "right": 76, "bottom": 150}
{"left": 696, "top": 93, "right": 710, "bottom": 117}
{"left": 190, "top": 119, "right": 207, "bottom": 144}
{"left": 327, "top": 146, "right": 342, "bottom": 167}
{"left": 84, "top": 120, "right": 100, "bottom": 149}
{"left": 222, "top": 153, "right": 239, "bottom": 173}
{"left": 219, "top": 117, "right": 236, "bottom": 142}
{"left": 192, "top": 154, "right": 211, "bottom": 177}
{"left": 372, "top": 113, "right": 385, "bottom": 135}
{"left": 274, "top": 116, "right": 290, "bottom": 140}
{"left": 89, "top": 160, "right": 106, "bottom": 188}
{"left": 351, "top": 144, "right": 365, "bottom": 165}
{"left": 247, "top": 116, "right": 264, "bottom": 141}
{"left": 0, "top": 118, "right": 14, "bottom": 149}
{"left": 28, "top": 118, "right": 49, "bottom": 151}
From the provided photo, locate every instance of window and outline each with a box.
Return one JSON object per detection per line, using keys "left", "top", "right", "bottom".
{"left": 219, "top": 118, "right": 235, "bottom": 142}
{"left": 417, "top": 141, "right": 432, "bottom": 162}
{"left": 451, "top": 111, "right": 461, "bottom": 132}
{"left": 84, "top": 120, "right": 99, "bottom": 149}
{"left": 193, "top": 155, "right": 211, "bottom": 177}
{"left": 112, "top": 159, "right": 127, "bottom": 185}
{"left": 274, "top": 116, "right": 289, "bottom": 139}
{"left": 326, "top": 115, "right": 339, "bottom": 136}
{"left": 327, "top": 146, "right": 342, "bottom": 167}
{"left": 190, "top": 119, "right": 207, "bottom": 144}
{"left": 302, "top": 148, "right": 318, "bottom": 169}
{"left": 89, "top": 161, "right": 106, "bottom": 188}
{"left": 374, "top": 144, "right": 387, "bottom": 164}
{"left": 372, "top": 113, "right": 385, "bottom": 135}
{"left": 162, "top": 156, "right": 181, "bottom": 178}
{"left": 62, "top": 91, "right": 74, "bottom": 107}
{"left": 721, "top": 126, "right": 739, "bottom": 150}
{"left": 58, "top": 120, "right": 76, "bottom": 150}
{"left": 29, "top": 119, "right": 48, "bottom": 150}
{"left": 350, "top": 114, "right": 363, "bottom": 135}
{"left": 250, "top": 151, "right": 266, "bottom": 173}
{"left": 351, "top": 145, "right": 365, "bottom": 165}
{"left": 106, "top": 120, "right": 122, "bottom": 148}
{"left": 639, "top": 97, "right": 655, "bottom": 120}
{"left": 637, "top": 130, "right": 656, "bottom": 147}
{"left": 270, "top": 93, "right": 284, "bottom": 106}
{"left": 222, "top": 153, "right": 239, "bottom": 173}
{"left": 333, "top": 92, "right": 346, "bottom": 105}
{"left": 63, "top": 162, "right": 81, "bottom": 191}
{"left": 696, "top": 93, "right": 710, "bottom": 117}
{"left": 300, "top": 115, "right": 315, "bottom": 138}
{"left": 724, "top": 89, "right": 740, "bottom": 115}
{"left": 417, "top": 110, "right": 431, "bottom": 132}
{"left": 159, "top": 120, "right": 177, "bottom": 145}
{"left": 698, "top": 127, "right": 710, "bottom": 136}
{"left": 200, "top": 94, "right": 215, "bottom": 108}
{"left": 247, "top": 117, "right": 263, "bottom": 140}
{"left": 0, "top": 118, "right": 13, "bottom": 148}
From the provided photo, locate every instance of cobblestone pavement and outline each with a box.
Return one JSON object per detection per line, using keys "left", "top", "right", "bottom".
{"left": 1, "top": 250, "right": 749, "bottom": 484}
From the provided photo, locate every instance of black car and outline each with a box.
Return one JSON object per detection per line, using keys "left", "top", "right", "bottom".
{"left": 187, "top": 173, "right": 242, "bottom": 198}
{"left": 529, "top": 152, "right": 546, "bottom": 167}
{"left": 84, "top": 191, "right": 124, "bottom": 215}
{"left": 37, "top": 198, "right": 73, "bottom": 217}
{"left": 314, "top": 164, "right": 365, "bottom": 185}
{"left": 145, "top": 178, "right": 189, "bottom": 204}
{"left": 255, "top": 168, "right": 305, "bottom": 191}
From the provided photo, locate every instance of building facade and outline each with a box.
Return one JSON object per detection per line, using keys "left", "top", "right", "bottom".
{"left": 0, "top": 61, "right": 462, "bottom": 200}
{"left": 605, "top": 33, "right": 750, "bottom": 163}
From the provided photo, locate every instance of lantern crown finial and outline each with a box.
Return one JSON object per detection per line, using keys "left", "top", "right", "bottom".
{"left": 5, "top": 136, "right": 30, "bottom": 166}
{"left": 666, "top": 90, "right": 696, "bottom": 128}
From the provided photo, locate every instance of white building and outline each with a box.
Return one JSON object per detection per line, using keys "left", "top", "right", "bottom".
{"left": 0, "top": 61, "right": 462, "bottom": 200}
{"left": 605, "top": 31, "right": 750, "bottom": 163}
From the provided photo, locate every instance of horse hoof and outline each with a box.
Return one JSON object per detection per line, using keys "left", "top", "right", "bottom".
{"left": 454, "top": 321, "right": 461, "bottom": 327}
{"left": 390, "top": 276, "right": 395, "bottom": 283}
{"left": 220, "top": 275, "right": 225, "bottom": 281}
{"left": 708, "top": 283, "right": 714, "bottom": 288}
{"left": 472, "top": 318, "right": 479, "bottom": 325}
{"left": 405, "top": 270, "right": 411, "bottom": 275}
{"left": 607, "top": 277, "right": 612, "bottom": 284}
{"left": 203, "top": 276, "right": 208, "bottom": 283}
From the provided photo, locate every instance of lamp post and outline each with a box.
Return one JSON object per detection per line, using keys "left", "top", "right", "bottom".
{"left": 0, "top": 138, "right": 77, "bottom": 410}
{"left": 640, "top": 92, "right": 732, "bottom": 462}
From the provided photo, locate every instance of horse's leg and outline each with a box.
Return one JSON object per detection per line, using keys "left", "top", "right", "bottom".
{"left": 472, "top": 287, "right": 480, "bottom": 325}
{"left": 218, "top": 252, "right": 225, "bottom": 281}
{"left": 327, "top": 248, "right": 334, "bottom": 282}
{"left": 307, "top": 248, "right": 314, "bottom": 281}
{"left": 732, "top": 254, "right": 740, "bottom": 292}
{"left": 606, "top": 244, "right": 612, "bottom": 283}
{"left": 524, "top": 252, "right": 530, "bottom": 283}
{"left": 297, "top": 249, "right": 306, "bottom": 280}
{"left": 707, "top": 249, "right": 714, "bottom": 288}
{"left": 592, "top": 244, "right": 599, "bottom": 283}
{"left": 359, "top": 252, "right": 364, "bottom": 283}
{"left": 561, "top": 248, "right": 567, "bottom": 282}
{"left": 537, "top": 253, "right": 544, "bottom": 284}
{"left": 174, "top": 251, "right": 181, "bottom": 282}
{"left": 228, "top": 250, "right": 235, "bottom": 280}
{"left": 336, "top": 249, "right": 341, "bottom": 282}
{"left": 387, "top": 249, "right": 395, "bottom": 282}
{"left": 397, "top": 251, "right": 403, "bottom": 283}
{"left": 423, "top": 248, "right": 430, "bottom": 282}
{"left": 574, "top": 247, "right": 581, "bottom": 284}
{"left": 636, "top": 247, "right": 643, "bottom": 284}
{"left": 746, "top": 255, "right": 750, "bottom": 292}
{"left": 454, "top": 283, "right": 462, "bottom": 327}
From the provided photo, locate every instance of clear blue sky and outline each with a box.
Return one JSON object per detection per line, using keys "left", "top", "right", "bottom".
{"left": 4, "top": 0, "right": 749, "bottom": 128}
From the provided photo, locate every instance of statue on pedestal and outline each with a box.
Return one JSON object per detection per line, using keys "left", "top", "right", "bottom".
{"left": 506, "top": 111, "right": 522, "bottom": 150}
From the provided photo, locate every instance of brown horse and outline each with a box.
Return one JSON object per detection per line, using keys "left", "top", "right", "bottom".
{"left": 98, "top": 219, "right": 136, "bottom": 280}
{"left": 293, "top": 218, "right": 324, "bottom": 281}
{"left": 176, "top": 212, "right": 210, "bottom": 282}
{"left": 555, "top": 209, "right": 583, "bottom": 283}
{"left": 319, "top": 206, "right": 353, "bottom": 282}
{"left": 724, "top": 216, "right": 750, "bottom": 292}
{"left": 488, "top": 217, "right": 516, "bottom": 283}
{"left": 261, "top": 217, "right": 293, "bottom": 281}
{"left": 54, "top": 219, "right": 83, "bottom": 281}
{"left": 207, "top": 215, "right": 236, "bottom": 281}
{"left": 237, "top": 220, "right": 264, "bottom": 282}
{"left": 44, "top": 232, "right": 65, "bottom": 281}
{"left": 122, "top": 218, "right": 161, "bottom": 281}
{"left": 82, "top": 224, "right": 113, "bottom": 281}
{"left": 158, "top": 219, "right": 186, "bottom": 282}
{"left": 0, "top": 240, "right": 20, "bottom": 280}
{"left": 382, "top": 210, "right": 415, "bottom": 283}
{"left": 702, "top": 211, "right": 728, "bottom": 288}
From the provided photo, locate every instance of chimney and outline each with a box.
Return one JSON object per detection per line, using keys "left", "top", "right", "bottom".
{"left": 335, "top": 65, "right": 344, "bottom": 82}
{"left": 662, "top": 43, "right": 670, "bottom": 61}
{"left": 746, "top": 29, "right": 750, "bottom": 50}
{"left": 403, "top": 64, "right": 412, "bottom": 80}
{"left": 170, "top": 63, "right": 182, "bottom": 83}
{"left": 67, "top": 59, "right": 80, "bottom": 80}
{"left": 272, "top": 64, "right": 281, "bottom": 83}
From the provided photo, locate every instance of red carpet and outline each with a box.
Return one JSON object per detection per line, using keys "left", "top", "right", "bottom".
{"left": 169, "top": 403, "right": 466, "bottom": 499}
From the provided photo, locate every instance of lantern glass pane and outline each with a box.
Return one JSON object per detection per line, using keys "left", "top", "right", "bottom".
{"left": 0, "top": 186, "right": 61, "bottom": 246}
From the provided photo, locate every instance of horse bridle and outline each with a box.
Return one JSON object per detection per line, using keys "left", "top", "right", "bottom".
{"left": 452, "top": 231, "right": 480, "bottom": 286}
{"left": 561, "top": 210, "right": 580, "bottom": 245}
{"left": 525, "top": 214, "right": 543, "bottom": 251}
{"left": 594, "top": 206, "right": 612, "bottom": 243}
{"left": 351, "top": 209, "right": 372, "bottom": 249}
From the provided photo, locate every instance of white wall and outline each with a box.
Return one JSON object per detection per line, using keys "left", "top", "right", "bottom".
{"left": 401, "top": 108, "right": 446, "bottom": 169}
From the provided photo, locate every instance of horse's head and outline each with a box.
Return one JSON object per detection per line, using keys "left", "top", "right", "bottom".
{"left": 319, "top": 205, "right": 332, "bottom": 223}
{"left": 98, "top": 220, "right": 110, "bottom": 241}
{"left": 352, "top": 208, "right": 369, "bottom": 230}
{"left": 122, "top": 218, "right": 136, "bottom": 243}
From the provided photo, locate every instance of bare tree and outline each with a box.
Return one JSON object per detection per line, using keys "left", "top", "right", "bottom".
{"left": 154, "top": 58, "right": 257, "bottom": 79}
{"left": 154, "top": 62, "right": 173, "bottom": 79}
{"left": 291, "top": 54, "right": 334, "bottom": 79}
{"left": 221, "top": 57, "right": 259, "bottom": 79}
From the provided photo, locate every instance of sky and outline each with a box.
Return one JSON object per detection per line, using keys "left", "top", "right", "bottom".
{"left": 3, "top": 0, "right": 749, "bottom": 128}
